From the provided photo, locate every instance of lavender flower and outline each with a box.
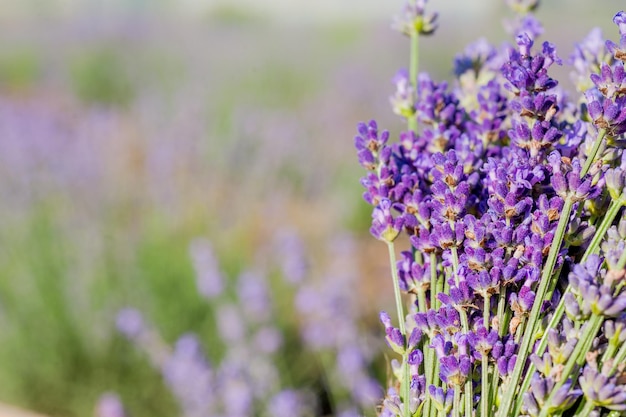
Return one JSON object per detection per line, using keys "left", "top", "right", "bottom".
{"left": 189, "top": 238, "right": 224, "bottom": 299}
{"left": 95, "top": 393, "right": 127, "bottom": 417}
{"left": 162, "top": 333, "right": 215, "bottom": 417}
{"left": 393, "top": 0, "right": 438, "bottom": 36}
{"left": 355, "top": 2, "right": 626, "bottom": 417}
{"left": 607, "top": 11, "right": 626, "bottom": 62}
{"left": 267, "top": 390, "right": 314, "bottom": 417}
{"left": 580, "top": 363, "right": 626, "bottom": 410}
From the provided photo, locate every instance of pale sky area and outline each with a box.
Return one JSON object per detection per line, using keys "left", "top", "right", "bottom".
{"left": 0, "top": 0, "right": 496, "bottom": 22}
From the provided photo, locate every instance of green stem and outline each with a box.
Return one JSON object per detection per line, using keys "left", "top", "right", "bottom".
{"left": 386, "top": 242, "right": 406, "bottom": 336}
{"left": 601, "top": 339, "right": 619, "bottom": 364}
{"left": 431, "top": 253, "right": 438, "bottom": 309}
{"left": 514, "top": 316, "right": 527, "bottom": 344}
{"left": 451, "top": 246, "right": 460, "bottom": 286}
{"left": 409, "top": 26, "right": 419, "bottom": 133}
{"left": 386, "top": 242, "right": 410, "bottom": 417}
{"left": 582, "top": 200, "right": 622, "bottom": 262}
{"left": 408, "top": 19, "right": 419, "bottom": 134}
{"left": 428, "top": 253, "right": 439, "bottom": 417}
{"left": 498, "top": 198, "right": 575, "bottom": 417}
{"left": 453, "top": 386, "right": 461, "bottom": 417}
{"left": 513, "top": 200, "right": 626, "bottom": 415}
{"left": 480, "top": 294, "right": 491, "bottom": 417}
{"left": 581, "top": 129, "right": 606, "bottom": 177}
{"left": 481, "top": 355, "right": 489, "bottom": 417}
{"left": 417, "top": 289, "right": 428, "bottom": 314}
{"left": 610, "top": 339, "right": 626, "bottom": 374}
{"left": 459, "top": 310, "right": 472, "bottom": 417}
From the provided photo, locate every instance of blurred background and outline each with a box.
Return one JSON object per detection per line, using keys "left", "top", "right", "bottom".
{"left": 0, "top": 0, "right": 620, "bottom": 416}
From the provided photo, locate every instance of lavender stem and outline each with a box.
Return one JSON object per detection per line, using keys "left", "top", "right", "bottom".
{"left": 386, "top": 241, "right": 410, "bottom": 417}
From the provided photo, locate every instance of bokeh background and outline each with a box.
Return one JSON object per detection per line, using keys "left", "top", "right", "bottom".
{"left": 0, "top": 0, "right": 620, "bottom": 416}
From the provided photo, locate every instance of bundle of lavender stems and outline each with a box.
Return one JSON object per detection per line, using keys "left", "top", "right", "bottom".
{"left": 355, "top": 1, "right": 626, "bottom": 416}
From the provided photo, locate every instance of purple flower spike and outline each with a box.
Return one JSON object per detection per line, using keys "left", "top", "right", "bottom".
{"left": 590, "top": 63, "right": 626, "bottom": 99}
{"left": 585, "top": 90, "right": 626, "bottom": 136}
{"left": 439, "top": 354, "right": 471, "bottom": 386}
{"left": 370, "top": 199, "right": 404, "bottom": 242}
{"left": 428, "top": 385, "right": 454, "bottom": 414}
{"left": 468, "top": 326, "right": 499, "bottom": 358}
{"left": 580, "top": 364, "right": 626, "bottom": 410}
{"left": 391, "top": 69, "right": 416, "bottom": 118}
{"left": 96, "top": 393, "right": 127, "bottom": 417}
{"left": 189, "top": 238, "right": 224, "bottom": 299}
{"left": 517, "top": 33, "right": 534, "bottom": 57}
{"left": 408, "top": 349, "right": 424, "bottom": 377}
{"left": 430, "top": 334, "right": 453, "bottom": 358}
{"left": 606, "top": 168, "right": 626, "bottom": 201}
{"left": 268, "top": 390, "right": 312, "bottom": 417}
{"left": 393, "top": 0, "right": 439, "bottom": 36}
{"left": 116, "top": 308, "right": 145, "bottom": 340}
{"left": 380, "top": 311, "right": 406, "bottom": 354}
{"left": 355, "top": 120, "right": 390, "bottom": 170}
{"left": 607, "top": 11, "right": 626, "bottom": 61}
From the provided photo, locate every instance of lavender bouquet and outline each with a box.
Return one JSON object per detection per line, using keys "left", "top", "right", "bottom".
{"left": 355, "top": 1, "right": 626, "bottom": 417}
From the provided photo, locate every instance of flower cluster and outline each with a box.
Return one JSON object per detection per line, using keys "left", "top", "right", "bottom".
{"left": 356, "top": 2, "right": 626, "bottom": 417}
{"left": 110, "top": 230, "right": 381, "bottom": 417}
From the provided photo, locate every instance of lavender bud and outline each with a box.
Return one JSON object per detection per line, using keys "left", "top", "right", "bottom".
{"left": 370, "top": 199, "right": 404, "bottom": 242}
{"left": 580, "top": 364, "right": 626, "bottom": 410}
{"left": 189, "top": 238, "right": 224, "bottom": 299}
{"left": 380, "top": 311, "right": 406, "bottom": 354}
{"left": 96, "top": 393, "right": 127, "bottom": 417}
{"left": 116, "top": 308, "right": 144, "bottom": 340}
{"left": 606, "top": 167, "right": 626, "bottom": 202}
{"left": 393, "top": 0, "right": 438, "bottom": 37}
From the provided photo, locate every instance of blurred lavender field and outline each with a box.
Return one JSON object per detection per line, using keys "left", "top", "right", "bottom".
{"left": 0, "top": 1, "right": 620, "bottom": 416}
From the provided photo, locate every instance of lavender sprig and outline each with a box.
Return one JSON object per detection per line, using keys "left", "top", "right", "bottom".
{"left": 355, "top": 3, "right": 626, "bottom": 417}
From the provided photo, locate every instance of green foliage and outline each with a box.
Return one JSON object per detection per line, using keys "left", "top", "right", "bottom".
{"left": 70, "top": 47, "right": 134, "bottom": 106}
{"left": 205, "top": 4, "right": 267, "bottom": 25}
{"left": 0, "top": 50, "right": 40, "bottom": 91}
{"left": 0, "top": 208, "right": 178, "bottom": 417}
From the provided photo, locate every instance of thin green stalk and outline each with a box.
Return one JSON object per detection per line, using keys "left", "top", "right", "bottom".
{"left": 490, "top": 287, "right": 508, "bottom": 406}
{"left": 480, "top": 294, "right": 491, "bottom": 417}
{"left": 481, "top": 355, "right": 489, "bottom": 417}
{"left": 610, "top": 339, "right": 626, "bottom": 374}
{"left": 428, "top": 253, "right": 439, "bottom": 417}
{"left": 459, "top": 310, "right": 472, "bottom": 417}
{"left": 582, "top": 200, "right": 622, "bottom": 262}
{"left": 601, "top": 341, "right": 619, "bottom": 363}
{"left": 386, "top": 242, "right": 411, "bottom": 417}
{"left": 451, "top": 246, "right": 460, "bottom": 285}
{"left": 408, "top": 18, "right": 419, "bottom": 134}
{"left": 514, "top": 316, "right": 527, "bottom": 344}
{"left": 498, "top": 198, "right": 575, "bottom": 417}
{"left": 581, "top": 129, "right": 606, "bottom": 177}
{"left": 431, "top": 253, "right": 438, "bottom": 309}
{"left": 387, "top": 242, "right": 406, "bottom": 335}
{"left": 417, "top": 289, "right": 428, "bottom": 314}
{"left": 513, "top": 202, "right": 626, "bottom": 415}
{"left": 453, "top": 386, "right": 461, "bottom": 417}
